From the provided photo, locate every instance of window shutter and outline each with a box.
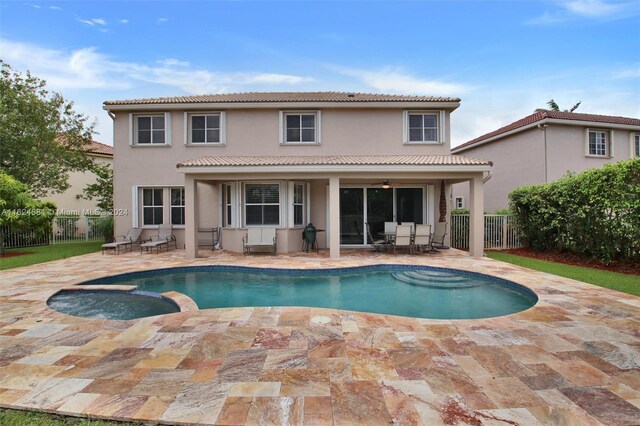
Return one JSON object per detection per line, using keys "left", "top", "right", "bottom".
{"left": 220, "top": 112, "right": 227, "bottom": 144}
{"left": 584, "top": 129, "right": 590, "bottom": 156}
{"left": 132, "top": 186, "right": 139, "bottom": 227}
{"left": 129, "top": 113, "right": 134, "bottom": 146}
{"left": 609, "top": 130, "right": 614, "bottom": 158}
{"left": 183, "top": 112, "right": 188, "bottom": 145}
{"left": 165, "top": 112, "right": 172, "bottom": 145}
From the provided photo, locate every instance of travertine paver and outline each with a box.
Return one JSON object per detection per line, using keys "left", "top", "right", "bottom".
{"left": 0, "top": 248, "right": 639, "bottom": 425}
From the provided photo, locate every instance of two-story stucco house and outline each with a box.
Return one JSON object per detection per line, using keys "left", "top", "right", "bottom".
{"left": 103, "top": 92, "right": 492, "bottom": 258}
{"left": 451, "top": 111, "right": 640, "bottom": 213}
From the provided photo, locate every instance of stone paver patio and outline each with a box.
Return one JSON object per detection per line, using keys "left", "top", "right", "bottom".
{"left": 0, "top": 248, "right": 639, "bottom": 425}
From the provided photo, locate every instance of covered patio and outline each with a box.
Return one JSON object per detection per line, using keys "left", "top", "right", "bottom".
{"left": 178, "top": 155, "right": 492, "bottom": 259}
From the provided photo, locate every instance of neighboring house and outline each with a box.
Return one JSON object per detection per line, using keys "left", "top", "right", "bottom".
{"left": 103, "top": 92, "right": 492, "bottom": 258}
{"left": 451, "top": 111, "right": 640, "bottom": 212}
{"left": 44, "top": 140, "right": 114, "bottom": 215}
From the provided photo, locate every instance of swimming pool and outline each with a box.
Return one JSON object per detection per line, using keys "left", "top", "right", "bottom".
{"left": 54, "top": 265, "right": 537, "bottom": 320}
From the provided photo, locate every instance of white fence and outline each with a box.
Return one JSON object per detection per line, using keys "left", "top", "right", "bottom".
{"left": 1, "top": 216, "right": 106, "bottom": 249}
{"left": 451, "top": 214, "right": 523, "bottom": 250}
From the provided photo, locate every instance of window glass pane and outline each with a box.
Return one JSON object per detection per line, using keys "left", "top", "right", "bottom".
{"left": 143, "top": 208, "right": 154, "bottom": 225}
{"left": 138, "top": 116, "right": 151, "bottom": 130}
{"left": 143, "top": 189, "right": 152, "bottom": 205}
{"left": 408, "top": 114, "right": 422, "bottom": 128}
{"left": 153, "top": 189, "right": 163, "bottom": 205}
{"left": 226, "top": 205, "right": 232, "bottom": 226}
{"left": 424, "top": 128, "right": 438, "bottom": 142}
{"left": 301, "top": 129, "right": 315, "bottom": 142}
{"left": 171, "top": 207, "right": 185, "bottom": 225}
{"left": 294, "top": 185, "right": 303, "bottom": 203}
{"left": 245, "top": 184, "right": 263, "bottom": 203}
{"left": 263, "top": 205, "right": 280, "bottom": 225}
{"left": 192, "top": 115, "right": 205, "bottom": 129}
{"left": 589, "top": 132, "right": 596, "bottom": 144}
{"left": 286, "top": 114, "right": 300, "bottom": 129}
{"left": 152, "top": 116, "right": 164, "bottom": 130}
{"left": 287, "top": 128, "right": 300, "bottom": 142}
{"left": 245, "top": 205, "right": 262, "bottom": 225}
{"left": 206, "top": 115, "right": 220, "bottom": 129}
{"left": 171, "top": 188, "right": 184, "bottom": 205}
{"left": 152, "top": 130, "right": 165, "bottom": 144}
{"left": 423, "top": 114, "right": 437, "bottom": 128}
{"left": 192, "top": 129, "right": 205, "bottom": 143}
{"left": 301, "top": 114, "right": 315, "bottom": 128}
{"left": 294, "top": 205, "right": 303, "bottom": 226}
{"left": 262, "top": 184, "right": 280, "bottom": 203}
{"left": 207, "top": 129, "right": 220, "bottom": 143}
{"left": 409, "top": 129, "right": 423, "bottom": 142}
{"left": 153, "top": 207, "right": 163, "bottom": 224}
{"left": 138, "top": 130, "right": 151, "bottom": 144}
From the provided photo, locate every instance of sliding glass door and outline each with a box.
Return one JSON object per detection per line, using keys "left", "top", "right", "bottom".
{"left": 340, "top": 188, "right": 364, "bottom": 244}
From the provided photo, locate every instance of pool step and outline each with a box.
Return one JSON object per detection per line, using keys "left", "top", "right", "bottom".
{"left": 392, "top": 271, "right": 479, "bottom": 289}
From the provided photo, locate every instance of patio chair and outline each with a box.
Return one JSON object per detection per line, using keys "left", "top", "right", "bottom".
{"left": 401, "top": 222, "right": 415, "bottom": 233}
{"left": 393, "top": 224, "right": 414, "bottom": 254}
{"left": 430, "top": 221, "right": 448, "bottom": 252}
{"left": 101, "top": 228, "right": 144, "bottom": 255}
{"left": 384, "top": 222, "right": 397, "bottom": 234}
{"left": 366, "top": 222, "right": 387, "bottom": 252}
{"left": 243, "top": 227, "right": 277, "bottom": 255}
{"left": 140, "top": 224, "right": 177, "bottom": 254}
{"left": 413, "top": 224, "right": 432, "bottom": 253}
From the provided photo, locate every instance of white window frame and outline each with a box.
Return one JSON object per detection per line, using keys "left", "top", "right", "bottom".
{"left": 403, "top": 111, "right": 441, "bottom": 144}
{"left": 170, "top": 187, "right": 185, "bottom": 226}
{"left": 243, "top": 182, "right": 282, "bottom": 227}
{"left": 130, "top": 113, "right": 171, "bottom": 146}
{"left": 279, "top": 111, "right": 321, "bottom": 145}
{"left": 221, "top": 183, "right": 235, "bottom": 228}
{"left": 454, "top": 196, "right": 464, "bottom": 209}
{"left": 141, "top": 187, "right": 164, "bottom": 226}
{"left": 184, "top": 112, "right": 226, "bottom": 145}
{"left": 585, "top": 128, "right": 611, "bottom": 158}
{"left": 288, "top": 182, "right": 309, "bottom": 228}
{"left": 631, "top": 133, "right": 640, "bottom": 158}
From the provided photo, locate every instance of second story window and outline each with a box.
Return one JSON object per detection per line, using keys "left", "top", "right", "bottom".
{"left": 406, "top": 112, "right": 439, "bottom": 143}
{"left": 137, "top": 115, "right": 165, "bottom": 144}
{"left": 281, "top": 111, "right": 320, "bottom": 144}
{"left": 634, "top": 133, "right": 640, "bottom": 157}
{"left": 187, "top": 113, "right": 225, "bottom": 144}
{"left": 588, "top": 130, "right": 609, "bottom": 157}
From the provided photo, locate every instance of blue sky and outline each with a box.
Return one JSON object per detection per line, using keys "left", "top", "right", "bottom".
{"left": 2, "top": 0, "right": 639, "bottom": 146}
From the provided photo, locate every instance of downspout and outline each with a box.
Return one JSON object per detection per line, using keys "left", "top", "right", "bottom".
{"left": 482, "top": 171, "right": 492, "bottom": 183}
{"left": 538, "top": 124, "right": 548, "bottom": 182}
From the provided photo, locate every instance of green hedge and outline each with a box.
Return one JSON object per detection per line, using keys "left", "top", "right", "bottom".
{"left": 509, "top": 159, "right": 640, "bottom": 263}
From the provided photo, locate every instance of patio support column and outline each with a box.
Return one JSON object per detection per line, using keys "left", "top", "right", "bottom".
{"left": 469, "top": 175, "right": 484, "bottom": 258}
{"left": 185, "top": 175, "right": 199, "bottom": 259}
{"left": 329, "top": 177, "right": 340, "bottom": 259}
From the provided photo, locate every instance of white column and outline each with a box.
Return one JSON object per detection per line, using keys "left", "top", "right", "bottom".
{"left": 185, "top": 175, "right": 199, "bottom": 258}
{"left": 329, "top": 177, "right": 340, "bottom": 259}
{"left": 469, "top": 175, "right": 484, "bottom": 258}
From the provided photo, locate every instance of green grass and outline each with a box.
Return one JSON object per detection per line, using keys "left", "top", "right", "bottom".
{"left": 486, "top": 251, "right": 640, "bottom": 297}
{"left": 0, "top": 242, "right": 102, "bottom": 270}
{"left": 0, "top": 409, "right": 136, "bottom": 425}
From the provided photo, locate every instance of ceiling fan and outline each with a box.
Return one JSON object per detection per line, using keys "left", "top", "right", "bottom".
{"left": 370, "top": 180, "right": 392, "bottom": 189}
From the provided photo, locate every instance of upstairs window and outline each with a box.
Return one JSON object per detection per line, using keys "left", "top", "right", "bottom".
{"left": 407, "top": 112, "right": 439, "bottom": 143}
{"left": 588, "top": 130, "right": 609, "bottom": 157}
{"left": 281, "top": 112, "right": 319, "bottom": 144}
{"left": 634, "top": 133, "right": 640, "bottom": 157}
{"left": 170, "top": 188, "right": 185, "bottom": 225}
{"left": 142, "top": 188, "right": 163, "bottom": 225}
{"left": 245, "top": 183, "right": 280, "bottom": 226}
{"left": 137, "top": 115, "right": 166, "bottom": 144}
{"left": 188, "top": 113, "right": 224, "bottom": 144}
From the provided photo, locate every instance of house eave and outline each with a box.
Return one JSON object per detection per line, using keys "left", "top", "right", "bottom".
{"left": 177, "top": 164, "right": 492, "bottom": 174}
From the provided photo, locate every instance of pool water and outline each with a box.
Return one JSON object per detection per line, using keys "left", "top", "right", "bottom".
{"left": 76, "top": 265, "right": 537, "bottom": 320}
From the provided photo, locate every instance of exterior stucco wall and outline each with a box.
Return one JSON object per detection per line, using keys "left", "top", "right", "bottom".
{"left": 451, "top": 127, "right": 545, "bottom": 212}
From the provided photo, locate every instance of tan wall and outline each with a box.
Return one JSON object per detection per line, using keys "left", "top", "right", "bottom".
{"left": 44, "top": 155, "right": 112, "bottom": 215}
{"left": 452, "top": 125, "right": 639, "bottom": 212}
{"left": 112, "top": 107, "right": 454, "bottom": 243}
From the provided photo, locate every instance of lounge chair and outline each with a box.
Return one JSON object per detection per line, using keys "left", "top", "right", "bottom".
{"left": 366, "top": 222, "right": 387, "bottom": 252}
{"left": 393, "top": 224, "right": 414, "bottom": 254}
{"left": 413, "top": 224, "right": 432, "bottom": 253}
{"left": 243, "top": 227, "right": 277, "bottom": 255}
{"left": 102, "top": 228, "right": 144, "bottom": 254}
{"left": 430, "top": 221, "right": 448, "bottom": 252}
{"left": 140, "top": 224, "right": 177, "bottom": 254}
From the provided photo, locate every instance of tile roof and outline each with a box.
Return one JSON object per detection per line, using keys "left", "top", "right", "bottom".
{"left": 177, "top": 155, "right": 491, "bottom": 168}
{"left": 86, "top": 140, "right": 114, "bottom": 156}
{"left": 104, "top": 91, "right": 460, "bottom": 106}
{"left": 453, "top": 110, "right": 640, "bottom": 152}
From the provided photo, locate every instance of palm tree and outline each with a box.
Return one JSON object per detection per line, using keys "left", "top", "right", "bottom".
{"left": 546, "top": 99, "right": 581, "bottom": 112}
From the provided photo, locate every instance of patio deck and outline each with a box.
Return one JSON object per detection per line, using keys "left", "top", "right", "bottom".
{"left": 0, "top": 249, "right": 638, "bottom": 425}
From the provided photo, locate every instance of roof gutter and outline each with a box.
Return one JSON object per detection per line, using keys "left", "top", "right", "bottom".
{"left": 176, "top": 164, "right": 492, "bottom": 174}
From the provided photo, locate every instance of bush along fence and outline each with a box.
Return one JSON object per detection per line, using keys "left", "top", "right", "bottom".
{"left": 451, "top": 214, "right": 522, "bottom": 250}
{"left": 2, "top": 215, "right": 110, "bottom": 249}
{"left": 509, "top": 158, "right": 640, "bottom": 264}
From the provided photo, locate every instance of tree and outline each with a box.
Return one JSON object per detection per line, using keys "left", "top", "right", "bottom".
{"left": 0, "top": 61, "right": 95, "bottom": 197}
{"left": 83, "top": 162, "right": 113, "bottom": 212}
{"left": 546, "top": 99, "right": 581, "bottom": 112}
{"left": 0, "top": 172, "right": 55, "bottom": 254}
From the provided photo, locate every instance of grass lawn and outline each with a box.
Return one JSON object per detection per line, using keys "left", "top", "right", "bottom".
{"left": 0, "top": 242, "right": 103, "bottom": 270}
{"left": 487, "top": 251, "right": 640, "bottom": 297}
{"left": 0, "top": 409, "right": 136, "bottom": 425}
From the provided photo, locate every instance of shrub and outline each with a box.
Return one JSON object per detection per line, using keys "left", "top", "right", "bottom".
{"left": 509, "top": 159, "right": 640, "bottom": 263}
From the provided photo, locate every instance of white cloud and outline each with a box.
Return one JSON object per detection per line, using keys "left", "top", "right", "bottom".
{"left": 527, "top": 0, "right": 638, "bottom": 24}
{"left": 49, "top": 6, "right": 62, "bottom": 11}
{"left": 32, "top": 4, "right": 40, "bottom": 9}
{"left": 611, "top": 65, "right": 640, "bottom": 79}
{"left": 156, "top": 58, "right": 190, "bottom": 67}
{"left": 119, "top": 19, "right": 128, "bottom": 24}
{"left": 333, "top": 66, "right": 470, "bottom": 96}
{"left": 563, "top": 0, "right": 626, "bottom": 17}
{"left": 78, "top": 18, "right": 107, "bottom": 27}
{"left": 157, "top": 17, "right": 169, "bottom": 24}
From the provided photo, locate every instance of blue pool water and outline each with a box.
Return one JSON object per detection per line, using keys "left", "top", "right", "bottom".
{"left": 68, "top": 265, "right": 537, "bottom": 320}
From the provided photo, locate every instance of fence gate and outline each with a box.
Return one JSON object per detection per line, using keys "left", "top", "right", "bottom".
{"left": 451, "top": 214, "right": 522, "bottom": 250}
